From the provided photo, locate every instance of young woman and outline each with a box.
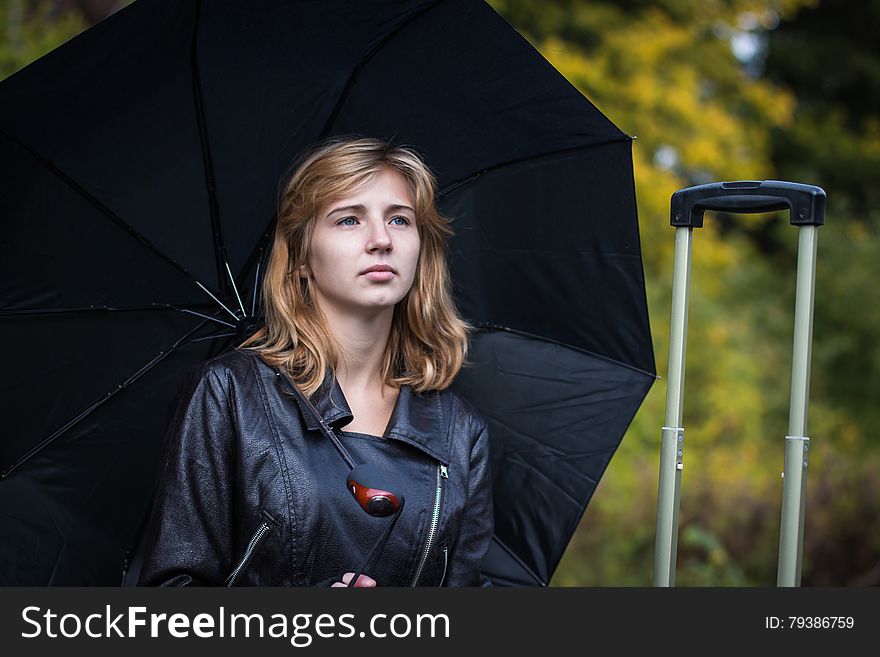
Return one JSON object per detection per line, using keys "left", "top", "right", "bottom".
{"left": 137, "top": 136, "right": 494, "bottom": 587}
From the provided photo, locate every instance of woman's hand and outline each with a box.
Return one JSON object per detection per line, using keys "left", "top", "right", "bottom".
{"left": 331, "top": 572, "right": 377, "bottom": 587}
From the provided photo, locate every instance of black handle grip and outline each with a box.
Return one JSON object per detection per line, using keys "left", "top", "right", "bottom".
{"left": 671, "top": 180, "right": 826, "bottom": 228}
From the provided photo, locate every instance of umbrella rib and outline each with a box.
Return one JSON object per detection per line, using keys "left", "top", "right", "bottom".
{"left": 194, "top": 281, "right": 240, "bottom": 322}
{"left": 316, "top": 0, "right": 447, "bottom": 139}
{"left": 0, "top": 303, "right": 238, "bottom": 330}
{"left": 188, "top": 331, "right": 236, "bottom": 344}
{"left": 0, "top": 319, "right": 210, "bottom": 480}
{"left": 232, "top": 227, "right": 272, "bottom": 320}
{"left": 251, "top": 252, "right": 262, "bottom": 317}
{"left": 230, "top": 223, "right": 274, "bottom": 324}
{"left": 0, "top": 127, "right": 241, "bottom": 328}
{"left": 473, "top": 323, "right": 658, "bottom": 380}
{"left": 191, "top": 0, "right": 232, "bottom": 301}
{"left": 225, "top": 261, "right": 247, "bottom": 317}
{"left": 438, "top": 137, "right": 632, "bottom": 199}
{"left": 162, "top": 304, "right": 238, "bottom": 329}
{"left": 0, "top": 304, "right": 198, "bottom": 317}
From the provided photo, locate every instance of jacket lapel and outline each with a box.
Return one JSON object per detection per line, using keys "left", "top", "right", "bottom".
{"left": 383, "top": 385, "right": 451, "bottom": 465}
{"left": 286, "top": 368, "right": 451, "bottom": 465}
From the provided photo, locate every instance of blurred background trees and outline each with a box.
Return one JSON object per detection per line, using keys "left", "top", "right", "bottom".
{"left": 2, "top": 0, "right": 877, "bottom": 585}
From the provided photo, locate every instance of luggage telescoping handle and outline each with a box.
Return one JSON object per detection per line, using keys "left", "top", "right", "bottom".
{"left": 670, "top": 180, "right": 825, "bottom": 228}
{"left": 654, "top": 179, "right": 825, "bottom": 588}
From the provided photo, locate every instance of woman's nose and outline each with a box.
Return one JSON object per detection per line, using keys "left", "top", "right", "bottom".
{"left": 366, "top": 220, "right": 392, "bottom": 251}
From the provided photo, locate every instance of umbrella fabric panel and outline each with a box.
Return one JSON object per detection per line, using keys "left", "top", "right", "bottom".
{"left": 444, "top": 142, "right": 655, "bottom": 375}
{"left": 0, "top": 131, "right": 203, "bottom": 311}
{"left": 0, "top": 336, "right": 220, "bottom": 585}
{"left": 0, "top": 476, "right": 125, "bottom": 585}
{"left": 0, "top": 311, "right": 207, "bottom": 467}
{"left": 480, "top": 539, "right": 543, "bottom": 586}
{"left": 0, "top": 0, "right": 221, "bottom": 289}
{"left": 452, "top": 330, "right": 654, "bottom": 586}
{"left": 328, "top": 0, "right": 627, "bottom": 190}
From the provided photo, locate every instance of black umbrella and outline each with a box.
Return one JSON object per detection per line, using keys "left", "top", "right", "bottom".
{"left": 0, "top": 0, "right": 655, "bottom": 586}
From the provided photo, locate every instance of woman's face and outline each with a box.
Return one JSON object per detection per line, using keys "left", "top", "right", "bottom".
{"left": 303, "top": 166, "right": 421, "bottom": 317}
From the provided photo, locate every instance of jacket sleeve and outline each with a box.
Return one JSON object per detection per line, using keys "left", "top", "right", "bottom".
{"left": 137, "top": 364, "right": 236, "bottom": 586}
{"left": 444, "top": 418, "right": 494, "bottom": 587}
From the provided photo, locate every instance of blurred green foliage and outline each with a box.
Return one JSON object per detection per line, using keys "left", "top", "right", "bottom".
{"left": 0, "top": 0, "right": 87, "bottom": 78}
{"left": 2, "top": 0, "right": 877, "bottom": 586}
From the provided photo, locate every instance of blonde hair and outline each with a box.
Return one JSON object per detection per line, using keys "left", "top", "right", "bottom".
{"left": 238, "top": 136, "right": 471, "bottom": 397}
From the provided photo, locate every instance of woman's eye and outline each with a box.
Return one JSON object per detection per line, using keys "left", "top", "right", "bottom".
{"left": 390, "top": 215, "right": 411, "bottom": 225}
{"left": 337, "top": 216, "right": 358, "bottom": 226}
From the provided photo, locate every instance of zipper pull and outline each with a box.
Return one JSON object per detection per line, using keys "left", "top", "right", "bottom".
{"left": 440, "top": 464, "right": 448, "bottom": 479}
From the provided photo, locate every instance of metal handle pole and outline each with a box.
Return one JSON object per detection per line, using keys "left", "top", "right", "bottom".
{"left": 777, "top": 225, "right": 818, "bottom": 586}
{"left": 653, "top": 226, "right": 692, "bottom": 586}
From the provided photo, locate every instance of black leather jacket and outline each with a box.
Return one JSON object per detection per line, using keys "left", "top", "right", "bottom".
{"left": 137, "top": 348, "right": 494, "bottom": 587}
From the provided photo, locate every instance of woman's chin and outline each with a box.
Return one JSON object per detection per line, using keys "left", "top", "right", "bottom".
{"left": 337, "top": 294, "right": 406, "bottom": 314}
{"left": 361, "top": 296, "right": 404, "bottom": 310}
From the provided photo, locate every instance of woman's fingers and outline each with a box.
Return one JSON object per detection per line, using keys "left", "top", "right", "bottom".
{"left": 333, "top": 572, "right": 377, "bottom": 587}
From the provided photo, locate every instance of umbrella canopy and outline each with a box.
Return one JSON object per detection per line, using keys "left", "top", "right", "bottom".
{"left": 0, "top": 0, "right": 655, "bottom": 586}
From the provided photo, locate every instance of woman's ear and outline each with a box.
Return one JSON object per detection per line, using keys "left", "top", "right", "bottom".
{"left": 298, "top": 263, "right": 310, "bottom": 280}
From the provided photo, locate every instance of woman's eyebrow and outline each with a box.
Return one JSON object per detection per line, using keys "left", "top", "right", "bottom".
{"left": 327, "top": 203, "right": 415, "bottom": 216}
{"left": 328, "top": 204, "right": 365, "bottom": 216}
{"left": 387, "top": 203, "right": 415, "bottom": 213}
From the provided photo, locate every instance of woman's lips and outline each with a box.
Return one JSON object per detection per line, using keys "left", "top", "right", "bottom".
{"left": 363, "top": 270, "right": 396, "bottom": 281}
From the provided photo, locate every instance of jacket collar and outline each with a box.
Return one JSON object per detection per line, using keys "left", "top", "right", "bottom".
{"left": 285, "top": 368, "right": 451, "bottom": 465}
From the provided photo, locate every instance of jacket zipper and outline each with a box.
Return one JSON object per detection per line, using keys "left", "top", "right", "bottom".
{"left": 411, "top": 463, "right": 447, "bottom": 586}
{"left": 226, "top": 515, "right": 274, "bottom": 587}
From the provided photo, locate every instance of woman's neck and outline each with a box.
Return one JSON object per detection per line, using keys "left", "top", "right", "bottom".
{"left": 321, "top": 303, "right": 395, "bottom": 398}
